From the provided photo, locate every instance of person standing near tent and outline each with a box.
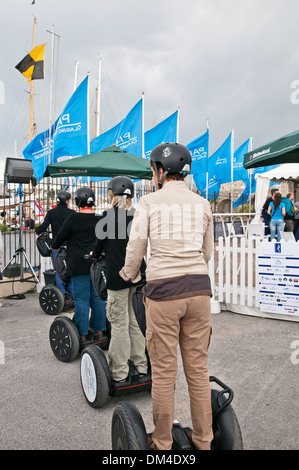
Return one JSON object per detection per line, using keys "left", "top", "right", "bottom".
{"left": 92, "top": 176, "right": 148, "bottom": 385}
{"left": 293, "top": 199, "right": 299, "bottom": 240}
{"left": 267, "top": 192, "right": 286, "bottom": 242}
{"left": 35, "top": 190, "right": 75, "bottom": 298}
{"left": 283, "top": 192, "right": 295, "bottom": 232}
{"left": 52, "top": 187, "right": 107, "bottom": 343}
{"left": 119, "top": 142, "right": 214, "bottom": 451}
{"left": 262, "top": 188, "right": 278, "bottom": 235}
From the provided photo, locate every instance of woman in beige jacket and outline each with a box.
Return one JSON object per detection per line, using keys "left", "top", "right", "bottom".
{"left": 120, "top": 142, "right": 214, "bottom": 450}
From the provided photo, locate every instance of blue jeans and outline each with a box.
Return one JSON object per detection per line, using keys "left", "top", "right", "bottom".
{"left": 52, "top": 250, "right": 73, "bottom": 296}
{"left": 71, "top": 273, "right": 106, "bottom": 336}
{"left": 270, "top": 219, "right": 284, "bottom": 241}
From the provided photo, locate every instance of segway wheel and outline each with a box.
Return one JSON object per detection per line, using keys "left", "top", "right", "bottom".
{"left": 49, "top": 316, "right": 80, "bottom": 362}
{"left": 111, "top": 402, "right": 149, "bottom": 450}
{"left": 39, "top": 285, "right": 65, "bottom": 315}
{"left": 211, "top": 389, "right": 243, "bottom": 450}
{"left": 80, "top": 345, "right": 110, "bottom": 408}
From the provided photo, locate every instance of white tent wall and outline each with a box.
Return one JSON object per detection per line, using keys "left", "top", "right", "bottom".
{"left": 253, "top": 163, "right": 299, "bottom": 224}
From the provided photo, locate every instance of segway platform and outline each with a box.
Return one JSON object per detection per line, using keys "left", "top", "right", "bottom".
{"left": 111, "top": 376, "right": 243, "bottom": 451}
{"left": 80, "top": 344, "right": 151, "bottom": 409}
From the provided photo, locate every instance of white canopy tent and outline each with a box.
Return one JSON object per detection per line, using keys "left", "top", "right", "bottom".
{"left": 251, "top": 163, "right": 299, "bottom": 224}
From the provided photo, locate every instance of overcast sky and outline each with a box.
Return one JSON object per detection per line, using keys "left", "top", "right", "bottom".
{"left": 1, "top": 0, "right": 299, "bottom": 176}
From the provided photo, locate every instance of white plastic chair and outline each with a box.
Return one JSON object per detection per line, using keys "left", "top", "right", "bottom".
{"left": 247, "top": 223, "right": 266, "bottom": 240}
{"left": 280, "top": 231, "right": 296, "bottom": 242}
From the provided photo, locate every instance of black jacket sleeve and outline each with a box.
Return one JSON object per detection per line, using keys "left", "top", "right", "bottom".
{"left": 35, "top": 211, "right": 52, "bottom": 235}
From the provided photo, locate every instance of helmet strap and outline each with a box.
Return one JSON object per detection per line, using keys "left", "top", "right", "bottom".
{"left": 153, "top": 162, "right": 168, "bottom": 189}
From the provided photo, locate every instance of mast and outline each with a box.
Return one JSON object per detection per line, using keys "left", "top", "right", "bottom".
{"left": 94, "top": 87, "right": 98, "bottom": 138}
{"left": 230, "top": 129, "right": 235, "bottom": 213}
{"left": 29, "top": 16, "right": 36, "bottom": 143}
{"left": 74, "top": 61, "right": 80, "bottom": 91}
{"left": 95, "top": 53, "right": 102, "bottom": 138}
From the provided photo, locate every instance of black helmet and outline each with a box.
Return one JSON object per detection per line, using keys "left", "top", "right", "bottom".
{"left": 56, "top": 190, "right": 71, "bottom": 204}
{"left": 150, "top": 142, "right": 192, "bottom": 188}
{"left": 108, "top": 176, "right": 134, "bottom": 198}
{"left": 75, "top": 187, "right": 95, "bottom": 207}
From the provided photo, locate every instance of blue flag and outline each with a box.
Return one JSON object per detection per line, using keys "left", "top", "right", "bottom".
{"left": 23, "top": 76, "right": 89, "bottom": 180}
{"left": 144, "top": 110, "right": 178, "bottom": 159}
{"left": 187, "top": 129, "right": 209, "bottom": 191}
{"left": 208, "top": 132, "right": 232, "bottom": 184}
{"left": 90, "top": 121, "right": 122, "bottom": 154}
{"left": 51, "top": 75, "right": 89, "bottom": 162}
{"left": 232, "top": 163, "right": 279, "bottom": 208}
{"left": 233, "top": 138, "right": 250, "bottom": 184}
{"left": 90, "top": 98, "right": 143, "bottom": 157}
{"left": 22, "top": 127, "right": 51, "bottom": 181}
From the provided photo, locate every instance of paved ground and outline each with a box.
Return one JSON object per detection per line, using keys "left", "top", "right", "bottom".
{"left": 0, "top": 292, "right": 298, "bottom": 450}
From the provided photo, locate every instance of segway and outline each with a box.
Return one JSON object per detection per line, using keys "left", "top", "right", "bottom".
{"left": 111, "top": 285, "right": 243, "bottom": 451}
{"left": 49, "top": 253, "right": 110, "bottom": 362}
{"left": 36, "top": 235, "right": 74, "bottom": 315}
{"left": 79, "top": 280, "right": 151, "bottom": 408}
{"left": 80, "top": 343, "right": 151, "bottom": 409}
{"left": 111, "top": 376, "right": 243, "bottom": 450}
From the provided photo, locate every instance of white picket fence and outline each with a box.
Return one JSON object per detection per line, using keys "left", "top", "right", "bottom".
{"left": 209, "top": 236, "right": 299, "bottom": 322}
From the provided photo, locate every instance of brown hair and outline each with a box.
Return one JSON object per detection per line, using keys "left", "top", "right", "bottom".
{"left": 150, "top": 161, "right": 185, "bottom": 182}
{"left": 273, "top": 191, "right": 282, "bottom": 210}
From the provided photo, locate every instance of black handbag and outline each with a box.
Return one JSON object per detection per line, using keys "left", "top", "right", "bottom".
{"left": 90, "top": 257, "right": 107, "bottom": 301}
{"left": 53, "top": 246, "right": 70, "bottom": 284}
{"left": 36, "top": 232, "right": 52, "bottom": 257}
{"left": 132, "top": 283, "right": 146, "bottom": 337}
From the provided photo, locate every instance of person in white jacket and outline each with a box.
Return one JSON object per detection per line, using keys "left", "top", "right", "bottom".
{"left": 120, "top": 142, "right": 214, "bottom": 451}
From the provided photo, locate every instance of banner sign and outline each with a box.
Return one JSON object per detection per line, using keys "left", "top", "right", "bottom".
{"left": 257, "top": 241, "right": 299, "bottom": 316}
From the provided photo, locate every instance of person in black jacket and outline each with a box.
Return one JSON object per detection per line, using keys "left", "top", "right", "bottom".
{"left": 92, "top": 176, "right": 147, "bottom": 384}
{"left": 52, "top": 187, "right": 107, "bottom": 342}
{"left": 35, "top": 190, "right": 75, "bottom": 296}
{"left": 261, "top": 188, "right": 278, "bottom": 235}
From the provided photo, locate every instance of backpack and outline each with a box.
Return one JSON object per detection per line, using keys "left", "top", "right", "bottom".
{"left": 90, "top": 257, "right": 107, "bottom": 301}
{"left": 36, "top": 232, "right": 52, "bottom": 257}
{"left": 53, "top": 246, "right": 70, "bottom": 284}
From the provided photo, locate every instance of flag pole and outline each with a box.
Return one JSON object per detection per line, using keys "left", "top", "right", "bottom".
{"left": 46, "top": 25, "right": 60, "bottom": 165}
{"left": 87, "top": 72, "right": 91, "bottom": 186}
{"left": 74, "top": 61, "right": 80, "bottom": 91}
{"left": 177, "top": 106, "right": 180, "bottom": 142}
{"left": 46, "top": 25, "right": 60, "bottom": 209}
{"left": 96, "top": 53, "right": 102, "bottom": 138}
{"left": 48, "top": 25, "right": 55, "bottom": 166}
{"left": 142, "top": 92, "right": 145, "bottom": 158}
{"left": 249, "top": 136, "right": 253, "bottom": 218}
{"left": 206, "top": 119, "right": 209, "bottom": 199}
{"left": 29, "top": 16, "right": 36, "bottom": 143}
{"left": 230, "top": 129, "right": 234, "bottom": 213}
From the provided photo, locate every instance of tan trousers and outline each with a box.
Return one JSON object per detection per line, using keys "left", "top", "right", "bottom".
{"left": 144, "top": 295, "right": 213, "bottom": 450}
{"left": 106, "top": 287, "right": 148, "bottom": 381}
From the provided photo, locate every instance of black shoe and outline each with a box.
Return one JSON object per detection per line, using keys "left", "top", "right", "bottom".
{"left": 111, "top": 375, "right": 130, "bottom": 386}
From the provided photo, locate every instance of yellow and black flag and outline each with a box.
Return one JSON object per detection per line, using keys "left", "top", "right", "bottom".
{"left": 15, "top": 43, "right": 45, "bottom": 82}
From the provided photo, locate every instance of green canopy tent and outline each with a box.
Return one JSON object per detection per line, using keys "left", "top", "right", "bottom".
{"left": 244, "top": 130, "right": 299, "bottom": 169}
{"left": 43, "top": 146, "right": 153, "bottom": 180}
